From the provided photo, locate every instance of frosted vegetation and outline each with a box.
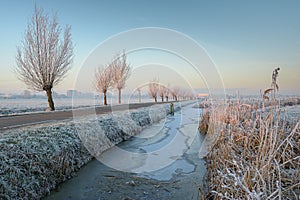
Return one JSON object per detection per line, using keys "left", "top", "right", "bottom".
{"left": 0, "top": 102, "right": 186, "bottom": 199}
{"left": 15, "top": 6, "right": 73, "bottom": 111}
{"left": 200, "top": 99, "right": 300, "bottom": 199}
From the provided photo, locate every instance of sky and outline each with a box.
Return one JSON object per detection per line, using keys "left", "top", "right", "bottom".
{"left": 0, "top": 0, "right": 299, "bottom": 95}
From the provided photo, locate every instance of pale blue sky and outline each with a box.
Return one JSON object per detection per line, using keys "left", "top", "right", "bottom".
{"left": 0, "top": 0, "right": 299, "bottom": 94}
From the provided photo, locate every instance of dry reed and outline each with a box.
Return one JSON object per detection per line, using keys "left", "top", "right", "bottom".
{"left": 203, "top": 100, "right": 300, "bottom": 199}
{"left": 199, "top": 109, "right": 210, "bottom": 134}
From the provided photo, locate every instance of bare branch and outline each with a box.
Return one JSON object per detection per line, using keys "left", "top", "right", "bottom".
{"left": 158, "top": 85, "right": 166, "bottom": 102}
{"left": 148, "top": 78, "right": 159, "bottom": 102}
{"left": 15, "top": 5, "right": 73, "bottom": 110}
{"left": 110, "top": 50, "right": 131, "bottom": 104}
{"left": 95, "top": 65, "right": 113, "bottom": 93}
{"left": 171, "top": 86, "right": 180, "bottom": 101}
{"left": 95, "top": 65, "right": 113, "bottom": 105}
{"left": 164, "top": 85, "right": 170, "bottom": 102}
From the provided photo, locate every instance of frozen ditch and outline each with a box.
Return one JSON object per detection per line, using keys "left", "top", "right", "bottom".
{"left": 0, "top": 101, "right": 196, "bottom": 199}
{"left": 44, "top": 102, "right": 207, "bottom": 200}
{"left": 99, "top": 102, "right": 202, "bottom": 179}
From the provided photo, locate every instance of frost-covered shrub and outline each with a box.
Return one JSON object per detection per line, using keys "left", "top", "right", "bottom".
{"left": 0, "top": 124, "right": 92, "bottom": 199}
{"left": 130, "top": 109, "right": 151, "bottom": 126}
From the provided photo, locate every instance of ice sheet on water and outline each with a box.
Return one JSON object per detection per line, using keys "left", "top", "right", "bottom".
{"left": 140, "top": 159, "right": 195, "bottom": 181}
{"left": 74, "top": 103, "right": 180, "bottom": 160}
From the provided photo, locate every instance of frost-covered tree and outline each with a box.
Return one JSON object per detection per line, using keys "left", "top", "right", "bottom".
{"left": 165, "top": 85, "right": 170, "bottom": 102}
{"left": 148, "top": 79, "right": 159, "bottom": 103}
{"left": 158, "top": 85, "right": 166, "bottom": 102}
{"left": 183, "top": 89, "right": 194, "bottom": 100}
{"left": 171, "top": 86, "right": 180, "bottom": 101}
{"left": 111, "top": 51, "right": 131, "bottom": 104}
{"left": 15, "top": 6, "right": 73, "bottom": 111}
{"left": 95, "top": 65, "right": 113, "bottom": 106}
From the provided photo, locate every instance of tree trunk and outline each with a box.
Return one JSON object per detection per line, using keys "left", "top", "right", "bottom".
{"left": 46, "top": 89, "right": 55, "bottom": 111}
{"left": 175, "top": 96, "right": 178, "bottom": 101}
{"left": 166, "top": 96, "right": 169, "bottom": 102}
{"left": 118, "top": 89, "right": 121, "bottom": 104}
{"left": 161, "top": 96, "right": 164, "bottom": 102}
{"left": 104, "top": 91, "right": 107, "bottom": 106}
{"left": 154, "top": 96, "right": 157, "bottom": 103}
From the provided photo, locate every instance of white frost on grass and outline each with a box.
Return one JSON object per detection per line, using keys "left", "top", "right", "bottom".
{"left": 0, "top": 102, "right": 194, "bottom": 199}
{"left": 0, "top": 123, "right": 92, "bottom": 199}
{"left": 204, "top": 100, "right": 300, "bottom": 199}
{"left": 149, "top": 104, "right": 168, "bottom": 124}
{"left": 75, "top": 121, "right": 113, "bottom": 158}
{"left": 76, "top": 103, "right": 186, "bottom": 159}
{"left": 114, "top": 112, "right": 143, "bottom": 137}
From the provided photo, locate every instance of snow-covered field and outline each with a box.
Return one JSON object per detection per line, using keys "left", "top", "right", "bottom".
{"left": 0, "top": 97, "right": 153, "bottom": 116}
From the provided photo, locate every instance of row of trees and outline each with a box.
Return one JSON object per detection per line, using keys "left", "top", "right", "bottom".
{"left": 15, "top": 6, "right": 132, "bottom": 109}
{"left": 148, "top": 79, "right": 195, "bottom": 103}
{"left": 14, "top": 5, "right": 194, "bottom": 110}
{"left": 95, "top": 51, "right": 131, "bottom": 105}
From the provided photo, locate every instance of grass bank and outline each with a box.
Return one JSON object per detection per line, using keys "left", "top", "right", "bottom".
{"left": 0, "top": 102, "right": 187, "bottom": 199}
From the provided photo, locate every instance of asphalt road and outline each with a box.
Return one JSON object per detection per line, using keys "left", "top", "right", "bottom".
{"left": 0, "top": 102, "right": 169, "bottom": 131}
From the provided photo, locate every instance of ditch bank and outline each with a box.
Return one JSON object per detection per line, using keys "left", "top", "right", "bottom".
{"left": 44, "top": 102, "right": 206, "bottom": 200}
{"left": 0, "top": 102, "right": 187, "bottom": 199}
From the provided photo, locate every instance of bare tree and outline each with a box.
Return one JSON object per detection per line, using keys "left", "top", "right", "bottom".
{"left": 148, "top": 79, "right": 159, "bottom": 102}
{"left": 165, "top": 86, "right": 170, "bottom": 102}
{"left": 158, "top": 85, "right": 166, "bottom": 102}
{"left": 111, "top": 51, "right": 131, "bottom": 104}
{"left": 180, "top": 89, "right": 186, "bottom": 100}
{"left": 171, "top": 86, "right": 180, "bottom": 101}
{"left": 15, "top": 6, "right": 73, "bottom": 111}
{"left": 178, "top": 89, "right": 185, "bottom": 101}
{"left": 95, "top": 65, "right": 113, "bottom": 106}
{"left": 183, "top": 89, "right": 194, "bottom": 100}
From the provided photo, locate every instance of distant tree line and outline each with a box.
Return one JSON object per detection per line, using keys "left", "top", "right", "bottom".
{"left": 15, "top": 5, "right": 195, "bottom": 111}
{"left": 148, "top": 78, "right": 196, "bottom": 103}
